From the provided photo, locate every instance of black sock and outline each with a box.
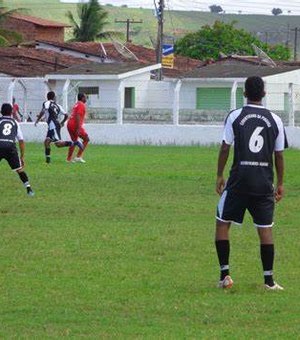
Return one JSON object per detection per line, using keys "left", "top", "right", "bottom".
{"left": 45, "top": 147, "right": 51, "bottom": 163}
{"left": 215, "top": 240, "right": 230, "bottom": 280}
{"left": 18, "top": 171, "right": 30, "bottom": 187}
{"left": 260, "top": 244, "right": 274, "bottom": 286}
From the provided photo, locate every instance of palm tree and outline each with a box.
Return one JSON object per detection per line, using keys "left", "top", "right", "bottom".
{"left": 67, "top": 0, "right": 109, "bottom": 42}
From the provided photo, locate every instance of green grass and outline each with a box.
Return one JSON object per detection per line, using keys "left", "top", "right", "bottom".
{"left": 4, "top": 0, "right": 300, "bottom": 48}
{"left": 1, "top": 144, "right": 300, "bottom": 338}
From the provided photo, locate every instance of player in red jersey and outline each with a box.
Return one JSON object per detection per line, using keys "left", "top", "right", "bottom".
{"left": 66, "top": 93, "right": 90, "bottom": 163}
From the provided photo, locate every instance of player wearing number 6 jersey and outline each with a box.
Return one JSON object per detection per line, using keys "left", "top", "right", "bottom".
{"left": 215, "top": 76, "right": 287, "bottom": 290}
{"left": 0, "top": 103, "right": 34, "bottom": 196}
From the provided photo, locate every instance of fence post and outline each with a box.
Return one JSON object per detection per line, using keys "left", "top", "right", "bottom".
{"left": 117, "top": 81, "right": 124, "bottom": 125}
{"left": 7, "top": 78, "right": 16, "bottom": 104}
{"left": 288, "top": 83, "right": 295, "bottom": 127}
{"left": 173, "top": 79, "right": 182, "bottom": 125}
{"left": 62, "top": 78, "right": 70, "bottom": 113}
{"left": 230, "top": 81, "right": 238, "bottom": 110}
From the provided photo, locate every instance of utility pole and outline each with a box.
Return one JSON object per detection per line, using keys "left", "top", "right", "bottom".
{"left": 291, "top": 27, "right": 299, "bottom": 61}
{"left": 156, "top": 0, "right": 164, "bottom": 80}
{"left": 115, "top": 19, "right": 143, "bottom": 43}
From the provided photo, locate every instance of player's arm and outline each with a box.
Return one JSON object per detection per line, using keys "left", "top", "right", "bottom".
{"left": 18, "top": 140, "right": 25, "bottom": 166}
{"left": 274, "top": 151, "right": 284, "bottom": 202}
{"left": 35, "top": 109, "right": 45, "bottom": 126}
{"left": 60, "top": 113, "right": 68, "bottom": 127}
{"left": 74, "top": 112, "right": 81, "bottom": 136}
{"left": 16, "top": 123, "right": 25, "bottom": 166}
{"left": 216, "top": 141, "right": 230, "bottom": 195}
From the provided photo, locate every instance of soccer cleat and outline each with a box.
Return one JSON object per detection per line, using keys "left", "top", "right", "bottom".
{"left": 264, "top": 282, "right": 284, "bottom": 291}
{"left": 218, "top": 275, "right": 234, "bottom": 289}
{"left": 66, "top": 159, "right": 75, "bottom": 163}
{"left": 74, "top": 157, "right": 86, "bottom": 163}
{"left": 74, "top": 140, "right": 84, "bottom": 150}
{"left": 27, "top": 187, "right": 35, "bottom": 197}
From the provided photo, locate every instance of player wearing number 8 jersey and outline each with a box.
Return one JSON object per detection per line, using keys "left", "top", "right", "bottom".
{"left": 215, "top": 76, "right": 287, "bottom": 290}
{"left": 0, "top": 103, "right": 34, "bottom": 196}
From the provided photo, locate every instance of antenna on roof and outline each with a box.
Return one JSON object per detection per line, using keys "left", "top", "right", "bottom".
{"left": 251, "top": 43, "right": 277, "bottom": 68}
{"left": 108, "top": 34, "right": 139, "bottom": 61}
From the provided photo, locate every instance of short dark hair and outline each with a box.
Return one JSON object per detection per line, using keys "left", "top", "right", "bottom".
{"left": 245, "top": 76, "right": 265, "bottom": 101}
{"left": 1, "top": 103, "right": 13, "bottom": 116}
{"left": 47, "top": 91, "right": 55, "bottom": 100}
{"left": 78, "top": 93, "right": 86, "bottom": 101}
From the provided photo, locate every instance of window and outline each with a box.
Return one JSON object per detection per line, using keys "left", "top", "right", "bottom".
{"left": 124, "top": 87, "right": 135, "bottom": 108}
{"left": 78, "top": 87, "right": 99, "bottom": 95}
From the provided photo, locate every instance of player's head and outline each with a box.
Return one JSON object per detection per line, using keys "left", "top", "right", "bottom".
{"left": 78, "top": 93, "right": 87, "bottom": 103}
{"left": 1, "top": 103, "right": 13, "bottom": 116}
{"left": 244, "top": 76, "right": 265, "bottom": 102}
{"left": 47, "top": 91, "right": 56, "bottom": 100}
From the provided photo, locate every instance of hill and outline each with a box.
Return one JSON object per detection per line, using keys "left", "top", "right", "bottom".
{"left": 3, "top": 0, "right": 299, "bottom": 54}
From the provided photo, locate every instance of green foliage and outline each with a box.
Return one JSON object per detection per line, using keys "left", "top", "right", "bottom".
{"left": 67, "top": 0, "right": 108, "bottom": 42}
{"left": 0, "top": 28, "right": 22, "bottom": 45}
{"left": 0, "top": 144, "right": 299, "bottom": 337}
{"left": 0, "top": 0, "right": 24, "bottom": 45}
{"left": 175, "top": 21, "right": 291, "bottom": 61}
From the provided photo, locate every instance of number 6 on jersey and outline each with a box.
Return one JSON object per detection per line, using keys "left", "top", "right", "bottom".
{"left": 249, "top": 126, "right": 264, "bottom": 153}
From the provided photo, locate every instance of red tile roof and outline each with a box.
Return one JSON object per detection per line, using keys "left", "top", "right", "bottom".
{"left": 0, "top": 47, "right": 91, "bottom": 77}
{"left": 9, "top": 13, "right": 70, "bottom": 28}
{"left": 36, "top": 40, "right": 203, "bottom": 77}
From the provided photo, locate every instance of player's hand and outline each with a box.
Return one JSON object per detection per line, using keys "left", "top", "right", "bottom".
{"left": 20, "top": 157, "right": 25, "bottom": 167}
{"left": 216, "top": 176, "right": 225, "bottom": 196}
{"left": 275, "top": 185, "right": 284, "bottom": 202}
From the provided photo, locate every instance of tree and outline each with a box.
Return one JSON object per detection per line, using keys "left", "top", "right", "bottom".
{"left": 272, "top": 8, "right": 282, "bottom": 16}
{"left": 209, "top": 4, "right": 223, "bottom": 13}
{"left": 0, "top": 0, "right": 23, "bottom": 46}
{"left": 67, "top": 0, "right": 108, "bottom": 42}
{"left": 175, "top": 21, "right": 290, "bottom": 61}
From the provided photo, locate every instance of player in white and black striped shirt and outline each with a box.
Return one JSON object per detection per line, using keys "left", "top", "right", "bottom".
{"left": 215, "top": 76, "right": 287, "bottom": 290}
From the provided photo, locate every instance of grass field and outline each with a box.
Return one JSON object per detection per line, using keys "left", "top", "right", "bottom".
{"left": 1, "top": 144, "right": 300, "bottom": 338}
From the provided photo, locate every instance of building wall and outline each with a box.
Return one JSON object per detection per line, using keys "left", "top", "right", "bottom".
{"left": 3, "top": 17, "right": 65, "bottom": 42}
{"left": 35, "top": 26, "right": 65, "bottom": 42}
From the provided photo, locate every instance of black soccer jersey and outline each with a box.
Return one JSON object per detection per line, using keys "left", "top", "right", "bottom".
{"left": 42, "top": 100, "right": 65, "bottom": 131}
{"left": 0, "top": 116, "right": 23, "bottom": 148}
{"left": 223, "top": 104, "right": 288, "bottom": 195}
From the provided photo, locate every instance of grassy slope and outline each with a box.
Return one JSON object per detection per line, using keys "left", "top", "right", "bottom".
{"left": 4, "top": 0, "right": 300, "bottom": 47}
{"left": 0, "top": 144, "right": 300, "bottom": 337}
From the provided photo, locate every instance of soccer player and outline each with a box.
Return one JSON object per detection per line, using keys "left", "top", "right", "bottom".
{"left": 215, "top": 76, "right": 287, "bottom": 290}
{"left": 0, "top": 103, "right": 34, "bottom": 196}
{"left": 35, "top": 91, "right": 82, "bottom": 164}
{"left": 66, "top": 93, "right": 90, "bottom": 163}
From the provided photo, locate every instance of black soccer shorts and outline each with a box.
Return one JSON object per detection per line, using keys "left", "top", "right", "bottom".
{"left": 216, "top": 189, "right": 275, "bottom": 227}
{"left": 0, "top": 145, "right": 22, "bottom": 171}
{"left": 46, "top": 126, "right": 62, "bottom": 142}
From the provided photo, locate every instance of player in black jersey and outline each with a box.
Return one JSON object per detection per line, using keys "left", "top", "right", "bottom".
{"left": 215, "top": 76, "right": 287, "bottom": 290}
{"left": 35, "top": 91, "right": 83, "bottom": 163}
{"left": 0, "top": 103, "right": 34, "bottom": 196}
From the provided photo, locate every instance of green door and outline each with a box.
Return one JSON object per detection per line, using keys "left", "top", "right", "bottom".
{"left": 196, "top": 87, "right": 244, "bottom": 110}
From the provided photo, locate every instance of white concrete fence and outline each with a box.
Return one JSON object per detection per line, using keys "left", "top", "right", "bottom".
{"left": 21, "top": 122, "right": 300, "bottom": 148}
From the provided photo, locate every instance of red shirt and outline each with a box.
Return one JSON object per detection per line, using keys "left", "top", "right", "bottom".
{"left": 68, "top": 101, "right": 86, "bottom": 127}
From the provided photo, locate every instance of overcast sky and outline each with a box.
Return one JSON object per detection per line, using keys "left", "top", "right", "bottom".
{"left": 96, "top": 0, "right": 300, "bottom": 15}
